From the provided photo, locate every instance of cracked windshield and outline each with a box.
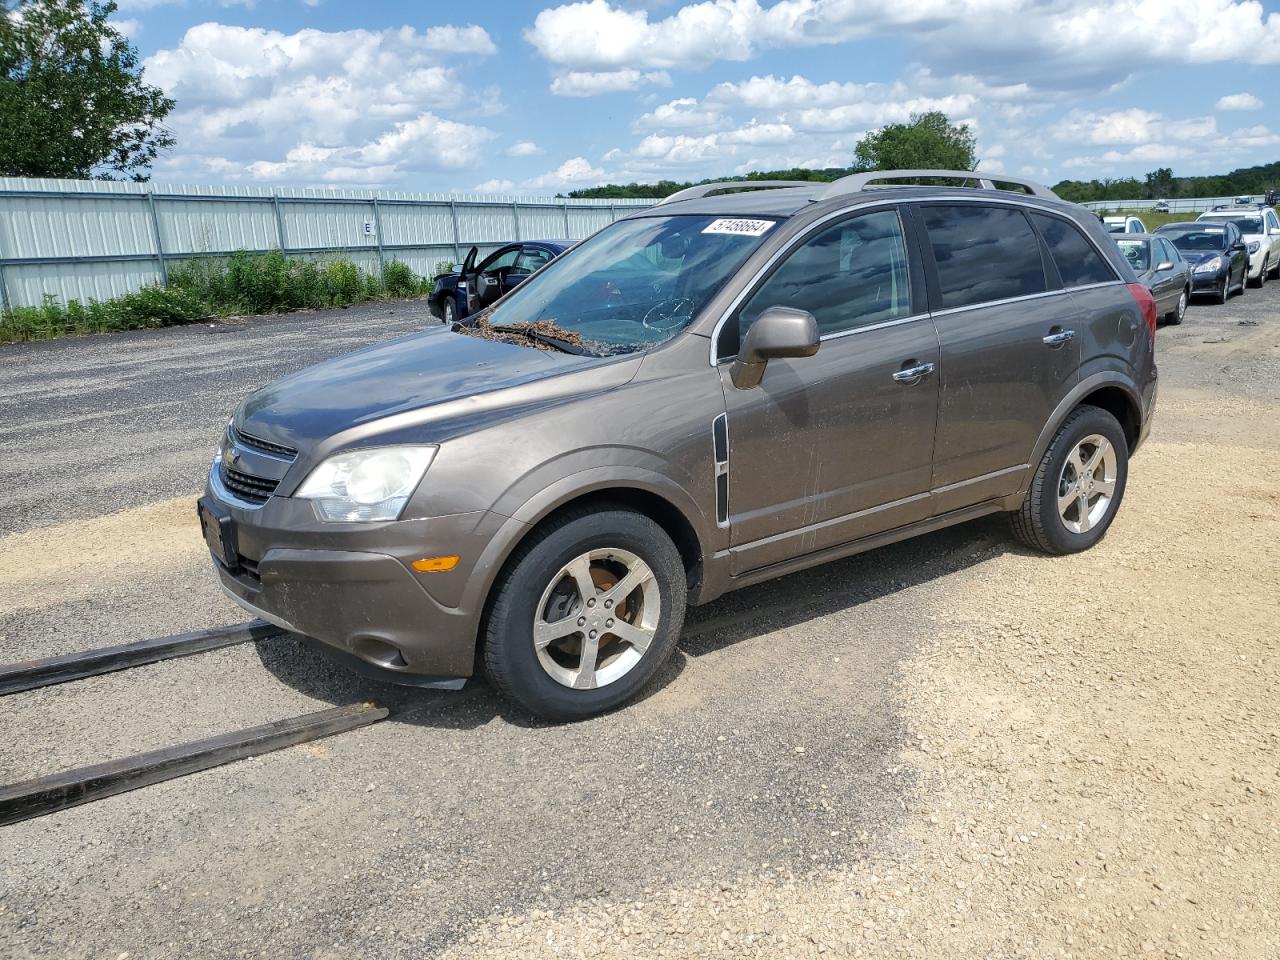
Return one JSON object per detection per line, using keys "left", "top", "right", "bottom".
{"left": 468, "top": 215, "right": 776, "bottom": 354}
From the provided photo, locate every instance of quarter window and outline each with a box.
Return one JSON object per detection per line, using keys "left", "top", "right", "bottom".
{"left": 922, "top": 204, "right": 1047, "bottom": 308}
{"left": 731, "top": 209, "right": 912, "bottom": 350}
{"left": 1029, "top": 212, "right": 1116, "bottom": 288}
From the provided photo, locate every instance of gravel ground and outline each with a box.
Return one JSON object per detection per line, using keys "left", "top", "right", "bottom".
{"left": 0, "top": 286, "right": 1277, "bottom": 958}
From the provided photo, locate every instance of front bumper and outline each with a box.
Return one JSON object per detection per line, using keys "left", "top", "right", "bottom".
{"left": 1190, "top": 269, "right": 1227, "bottom": 292}
{"left": 202, "top": 470, "right": 512, "bottom": 683}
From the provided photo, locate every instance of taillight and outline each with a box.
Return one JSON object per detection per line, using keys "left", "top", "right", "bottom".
{"left": 1126, "top": 282, "right": 1157, "bottom": 339}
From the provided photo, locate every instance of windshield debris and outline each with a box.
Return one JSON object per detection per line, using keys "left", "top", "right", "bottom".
{"left": 453, "top": 310, "right": 625, "bottom": 356}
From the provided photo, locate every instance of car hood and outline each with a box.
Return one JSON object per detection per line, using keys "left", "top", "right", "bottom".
{"left": 1175, "top": 249, "right": 1224, "bottom": 264}
{"left": 235, "top": 324, "right": 637, "bottom": 450}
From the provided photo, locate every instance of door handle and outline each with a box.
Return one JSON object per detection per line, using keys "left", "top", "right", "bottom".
{"left": 892, "top": 361, "right": 935, "bottom": 384}
{"left": 1043, "top": 329, "right": 1075, "bottom": 346}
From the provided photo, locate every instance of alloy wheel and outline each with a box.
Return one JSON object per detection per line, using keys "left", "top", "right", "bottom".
{"left": 532, "top": 548, "right": 660, "bottom": 690}
{"left": 1175, "top": 290, "right": 1187, "bottom": 321}
{"left": 444, "top": 298, "right": 456, "bottom": 323}
{"left": 1057, "top": 434, "right": 1118, "bottom": 535}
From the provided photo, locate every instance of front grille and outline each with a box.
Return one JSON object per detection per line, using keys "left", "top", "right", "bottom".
{"left": 230, "top": 426, "right": 297, "bottom": 460}
{"left": 220, "top": 463, "right": 279, "bottom": 505}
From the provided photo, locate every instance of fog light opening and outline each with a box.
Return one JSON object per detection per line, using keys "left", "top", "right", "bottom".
{"left": 353, "top": 636, "right": 408, "bottom": 669}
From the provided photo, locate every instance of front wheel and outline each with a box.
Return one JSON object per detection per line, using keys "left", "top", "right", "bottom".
{"left": 1164, "top": 288, "right": 1187, "bottom": 325}
{"left": 1214, "top": 275, "right": 1229, "bottom": 304}
{"left": 442, "top": 294, "right": 457, "bottom": 324}
{"left": 1010, "top": 405, "right": 1129, "bottom": 555}
{"left": 482, "top": 507, "right": 686, "bottom": 721}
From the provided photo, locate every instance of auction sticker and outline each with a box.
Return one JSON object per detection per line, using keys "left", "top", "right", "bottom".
{"left": 702, "top": 218, "right": 775, "bottom": 237}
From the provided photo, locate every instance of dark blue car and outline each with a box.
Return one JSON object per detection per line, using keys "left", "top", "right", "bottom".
{"left": 1153, "top": 221, "right": 1248, "bottom": 304}
{"left": 429, "top": 240, "right": 571, "bottom": 323}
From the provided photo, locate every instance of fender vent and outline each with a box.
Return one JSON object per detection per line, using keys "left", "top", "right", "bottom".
{"left": 712, "top": 414, "right": 729, "bottom": 527}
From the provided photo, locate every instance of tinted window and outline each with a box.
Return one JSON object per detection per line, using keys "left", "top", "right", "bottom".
{"left": 1031, "top": 213, "right": 1116, "bottom": 287}
{"left": 1129, "top": 220, "right": 1145, "bottom": 233}
{"left": 513, "top": 246, "right": 552, "bottom": 274}
{"left": 735, "top": 209, "right": 912, "bottom": 345}
{"left": 922, "top": 205, "right": 1047, "bottom": 308}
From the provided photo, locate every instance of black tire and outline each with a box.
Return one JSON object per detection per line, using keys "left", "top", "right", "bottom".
{"left": 1010, "top": 405, "right": 1129, "bottom": 555}
{"left": 442, "top": 294, "right": 458, "bottom": 324}
{"left": 1164, "top": 287, "right": 1187, "bottom": 325}
{"left": 1214, "top": 275, "right": 1229, "bottom": 304}
{"left": 482, "top": 506, "right": 686, "bottom": 721}
{"left": 1255, "top": 258, "right": 1268, "bottom": 288}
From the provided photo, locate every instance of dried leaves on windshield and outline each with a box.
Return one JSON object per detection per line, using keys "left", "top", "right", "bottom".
{"left": 452, "top": 310, "right": 619, "bottom": 355}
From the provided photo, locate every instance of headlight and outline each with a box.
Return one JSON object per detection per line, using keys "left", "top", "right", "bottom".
{"left": 1247, "top": 241, "right": 1260, "bottom": 254}
{"left": 296, "top": 446, "right": 437, "bottom": 522}
{"left": 1193, "top": 257, "right": 1222, "bottom": 274}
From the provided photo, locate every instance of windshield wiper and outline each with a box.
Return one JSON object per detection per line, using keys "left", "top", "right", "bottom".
{"left": 490, "top": 324, "right": 597, "bottom": 356}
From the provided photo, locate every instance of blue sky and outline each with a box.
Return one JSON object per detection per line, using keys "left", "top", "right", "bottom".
{"left": 109, "top": 0, "right": 1280, "bottom": 194}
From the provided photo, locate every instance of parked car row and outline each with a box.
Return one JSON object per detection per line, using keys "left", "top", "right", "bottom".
{"left": 1109, "top": 202, "right": 1280, "bottom": 321}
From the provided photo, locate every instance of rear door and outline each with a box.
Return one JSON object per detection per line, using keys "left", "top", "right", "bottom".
{"left": 718, "top": 206, "right": 939, "bottom": 574}
{"left": 915, "top": 202, "right": 1082, "bottom": 513}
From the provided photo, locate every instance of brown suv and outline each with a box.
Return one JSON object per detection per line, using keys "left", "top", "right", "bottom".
{"left": 200, "top": 170, "right": 1158, "bottom": 720}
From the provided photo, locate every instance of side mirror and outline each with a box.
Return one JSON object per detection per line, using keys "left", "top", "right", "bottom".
{"left": 1232, "top": 241, "right": 1246, "bottom": 251}
{"left": 730, "top": 306, "right": 820, "bottom": 389}
{"left": 1155, "top": 261, "right": 1174, "bottom": 272}
{"left": 1270, "top": 228, "right": 1280, "bottom": 237}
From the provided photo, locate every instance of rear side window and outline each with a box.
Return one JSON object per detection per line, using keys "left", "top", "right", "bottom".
{"left": 1031, "top": 213, "right": 1116, "bottom": 287}
{"left": 921, "top": 205, "right": 1047, "bottom": 309}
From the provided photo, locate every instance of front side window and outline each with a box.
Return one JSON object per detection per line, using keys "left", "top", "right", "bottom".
{"left": 481, "top": 215, "right": 775, "bottom": 353}
{"left": 724, "top": 209, "right": 911, "bottom": 355}
{"left": 1030, "top": 212, "right": 1115, "bottom": 287}
{"left": 922, "top": 204, "right": 1047, "bottom": 309}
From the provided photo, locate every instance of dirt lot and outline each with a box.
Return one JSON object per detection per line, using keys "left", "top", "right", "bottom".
{"left": 1, "top": 289, "right": 1277, "bottom": 959}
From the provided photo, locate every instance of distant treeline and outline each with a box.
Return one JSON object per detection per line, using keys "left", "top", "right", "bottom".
{"left": 565, "top": 161, "right": 1280, "bottom": 203}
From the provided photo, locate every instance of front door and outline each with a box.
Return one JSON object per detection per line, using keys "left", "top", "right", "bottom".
{"left": 915, "top": 203, "right": 1081, "bottom": 512}
{"left": 717, "top": 207, "right": 940, "bottom": 575}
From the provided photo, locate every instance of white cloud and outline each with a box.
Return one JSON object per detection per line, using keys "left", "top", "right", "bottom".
{"left": 144, "top": 22, "right": 497, "bottom": 185}
{"left": 1051, "top": 108, "right": 1216, "bottom": 145}
{"left": 474, "top": 178, "right": 517, "bottom": 193}
{"left": 522, "top": 156, "right": 607, "bottom": 188}
{"left": 549, "top": 69, "right": 671, "bottom": 96}
{"left": 1215, "top": 92, "right": 1263, "bottom": 111}
{"left": 525, "top": 0, "right": 1280, "bottom": 94}
{"left": 506, "top": 140, "right": 544, "bottom": 157}
{"left": 634, "top": 97, "right": 725, "bottom": 130}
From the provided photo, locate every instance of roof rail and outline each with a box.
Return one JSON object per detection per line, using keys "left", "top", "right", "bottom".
{"left": 813, "top": 169, "right": 1059, "bottom": 202}
{"left": 657, "top": 180, "right": 815, "bottom": 205}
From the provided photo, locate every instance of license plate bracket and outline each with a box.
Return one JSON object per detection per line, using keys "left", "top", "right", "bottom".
{"left": 198, "top": 498, "right": 239, "bottom": 571}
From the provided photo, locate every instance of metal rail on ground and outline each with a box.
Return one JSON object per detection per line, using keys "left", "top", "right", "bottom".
{"left": 0, "top": 703, "right": 388, "bottom": 826}
{"left": 0, "top": 620, "right": 280, "bottom": 696}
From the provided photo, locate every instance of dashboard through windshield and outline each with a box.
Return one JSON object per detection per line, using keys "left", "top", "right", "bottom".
{"left": 478, "top": 214, "right": 778, "bottom": 353}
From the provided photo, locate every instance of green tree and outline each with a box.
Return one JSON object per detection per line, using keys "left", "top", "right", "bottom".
{"left": 852, "top": 111, "right": 977, "bottom": 172}
{"left": 1144, "top": 167, "right": 1174, "bottom": 199}
{"left": 0, "top": 0, "right": 174, "bottom": 180}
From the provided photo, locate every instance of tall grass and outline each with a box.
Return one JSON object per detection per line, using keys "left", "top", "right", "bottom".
{"left": 169, "top": 250, "right": 431, "bottom": 315}
{"left": 1, "top": 251, "right": 433, "bottom": 344}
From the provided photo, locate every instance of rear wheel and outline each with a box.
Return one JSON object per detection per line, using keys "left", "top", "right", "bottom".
{"left": 1010, "top": 405, "right": 1128, "bottom": 555}
{"left": 1164, "top": 288, "right": 1187, "bottom": 325}
{"left": 482, "top": 507, "right": 686, "bottom": 721}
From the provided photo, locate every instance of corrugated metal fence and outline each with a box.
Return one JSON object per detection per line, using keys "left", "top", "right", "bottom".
{"left": 0, "top": 177, "right": 656, "bottom": 310}
{"left": 1081, "top": 195, "right": 1267, "bottom": 213}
